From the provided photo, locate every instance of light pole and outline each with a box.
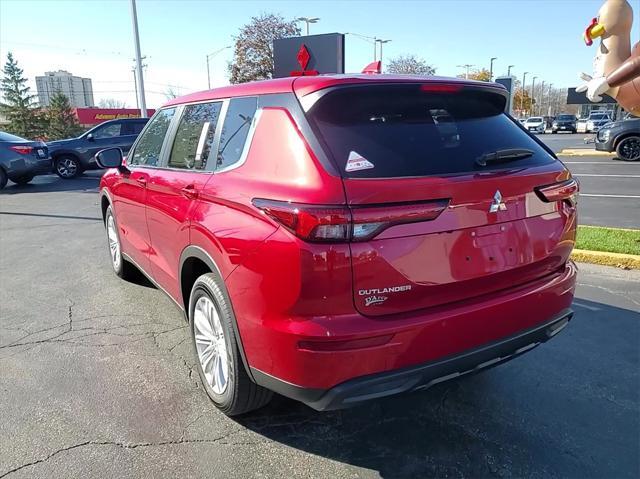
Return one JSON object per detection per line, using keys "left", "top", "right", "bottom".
{"left": 296, "top": 17, "right": 320, "bottom": 36}
{"left": 531, "top": 76, "right": 537, "bottom": 117}
{"left": 457, "top": 64, "right": 474, "bottom": 79}
{"left": 489, "top": 57, "right": 497, "bottom": 81}
{"left": 129, "top": 0, "right": 147, "bottom": 117}
{"left": 520, "top": 71, "right": 529, "bottom": 114}
{"left": 507, "top": 64, "right": 514, "bottom": 77}
{"left": 547, "top": 83, "right": 553, "bottom": 116}
{"left": 376, "top": 39, "right": 391, "bottom": 66}
{"left": 206, "top": 46, "right": 231, "bottom": 89}
{"left": 539, "top": 81, "right": 545, "bottom": 116}
{"left": 344, "top": 32, "right": 378, "bottom": 61}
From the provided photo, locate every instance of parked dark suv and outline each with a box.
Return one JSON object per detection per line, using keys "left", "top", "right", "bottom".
{"left": 595, "top": 116, "right": 640, "bottom": 161}
{"left": 552, "top": 114, "right": 577, "bottom": 134}
{"left": 48, "top": 118, "right": 148, "bottom": 178}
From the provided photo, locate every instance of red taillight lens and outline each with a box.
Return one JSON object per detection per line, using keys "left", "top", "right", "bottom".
{"left": 252, "top": 199, "right": 449, "bottom": 243}
{"left": 420, "top": 84, "right": 462, "bottom": 93}
{"left": 535, "top": 178, "right": 579, "bottom": 205}
{"left": 9, "top": 145, "right": 34, "bottom": 155}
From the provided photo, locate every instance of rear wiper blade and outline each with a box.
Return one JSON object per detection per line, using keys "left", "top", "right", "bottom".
{"left": 475, "top": 148, "right": 534, "bottom": 167}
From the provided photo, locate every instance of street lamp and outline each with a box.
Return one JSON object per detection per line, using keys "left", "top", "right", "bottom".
{"left": 521, "top": 71, "right": 529, "bottom": 113}
{"left": 539, "top": 81, "right": 545, "bottom": 116}
{"left": 376, "top": 39, "right": 392, "bottom": 66}
{"left": 206, "top": 46, "right": 231, "bottom": 89}
{"left": 507, "top": 64, "right": 514, "bottom": 77}
{"left": 296, "top": 17, "right": 320, "bottom": 36}
{"left": 129, "top": 0, "right": 147, "bottom": 117}
{"left": 457, "top": 64, "right": 474, "bottom": 79}
{"left": 531, "top": 76, "right": 538, "bottom": 117}
{"left": 489, "top": 57, "right": 497, "bottom": 81}
{"left": 548, "top": 83, "right": 554, "bottom": 116}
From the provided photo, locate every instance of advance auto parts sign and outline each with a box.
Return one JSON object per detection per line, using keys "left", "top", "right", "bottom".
{"left": 74, "top": 108, "right": 156, "bottom": 125}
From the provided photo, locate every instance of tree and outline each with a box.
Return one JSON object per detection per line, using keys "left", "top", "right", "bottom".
{"left": 45, "top": 91, "right": 82, "bottom": 140}
{"left": 228, "top": 13, "right": 300, "bottom": 84}
{"left": 98, "top": 98, "right": 127, "bottom": 108}
{"left": 0, "top": 52, "right": 42, "bottom": 138}
{"left": 458, "top": 68, "right": 491, "bottom": 82}
{"left": 386, "top": 55, "right": 436, "bottom": 75}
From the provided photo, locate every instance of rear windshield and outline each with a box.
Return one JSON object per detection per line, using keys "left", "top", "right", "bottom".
{"left": 307, "top": 85, "right": 554, "bottom": 178}
{"left": 0, "top": 131, "right": 27, "bottom": 142}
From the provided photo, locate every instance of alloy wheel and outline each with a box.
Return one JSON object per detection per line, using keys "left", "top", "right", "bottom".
{"left": 106, "top": 214, "right": 121, "bottom": 271}
{"left": 56, "top": 158, "right": 78, "bottom": 178}
{"left": 618, "top": 137, "right": 640, "bottom": 161}
{"left": 193, "top": 296, "right": 229, "bottom": 394}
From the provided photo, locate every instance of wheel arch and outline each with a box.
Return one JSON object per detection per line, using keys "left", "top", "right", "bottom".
{"left": 99, "top": 189, "right": 113, "bottom": 224}
{"left": 613, "top": 132, "right": 640, "bottom": 149}
{"left": 179, "top": 245, "right": 255, "bottom": 381}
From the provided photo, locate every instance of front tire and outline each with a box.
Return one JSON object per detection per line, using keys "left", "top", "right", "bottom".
{"left": 105, "top": 205, "right": 134, "bottom": 279}
{"left": 189, "top": 273, "right": 272, "bottom": 416}
{"left": 616, "top": 136, "right": 640, "bottom": 161}
{"left": 54, "top": 156, "right": 81, "bottom": 179}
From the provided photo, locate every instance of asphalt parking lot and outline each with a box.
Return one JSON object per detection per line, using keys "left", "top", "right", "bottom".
{"left": 0, "top": 173, "right": 638, "bottom": 478}
{"left": 539, "top": 133, "right": 640, "bottom": 228}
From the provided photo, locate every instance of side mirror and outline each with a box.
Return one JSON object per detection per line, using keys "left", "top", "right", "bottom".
{"left": 96, "top": 147, "right": 124, "bottom": 169}
{"left": 86, "top": 133, "right": 95, "bottom": 142}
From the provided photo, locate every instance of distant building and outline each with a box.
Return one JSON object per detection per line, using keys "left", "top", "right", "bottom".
{"left": 35, "top": 70, "right": 94, "bottom": 108}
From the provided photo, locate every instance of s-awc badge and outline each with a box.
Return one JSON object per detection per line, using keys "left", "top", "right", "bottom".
{"left": 345, "top": 151, "right": 374, "bottom": 172}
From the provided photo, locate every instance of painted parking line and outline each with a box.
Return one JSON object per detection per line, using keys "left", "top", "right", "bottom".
{"left": 580, "top": 194, "right": 640, "bottom": 199}
{"left": 563, "top": 161, "right": 638, "bottom": 165}
{"left": 574, "top": 174, "right": 640, "bottom": 177}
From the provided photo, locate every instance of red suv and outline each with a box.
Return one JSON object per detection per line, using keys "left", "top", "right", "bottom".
{"left": 97, "top": 75, "right": 578, "bottom": 415}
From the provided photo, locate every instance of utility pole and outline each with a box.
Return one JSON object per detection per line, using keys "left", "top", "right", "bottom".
{"left": 296, "top": 17, "right": 320, "bottom": 36}
{"left": 206, "top": 46, "right": 231, "bottom": 89}
{"left": 376, "top": 39, "right": 391, "bottom": 67}
{"left": 531, "top": 76, "right": 537, "bottom": 117}
{"left": 131, "top": 67, "right": 138, "bottom": 110}
{"left": 489, "top": 57, "right": 497, "bottom": 81}
{"left": 129, "top": 0, "right": 147, "bottom": 117}
{"left": 457, "top": 64, "right": 474, "bottom": 79}
{"left": 507, "top": 65, "right": 514, "bottom": 77}
{"left": 520, "top": 71, "right": 529, "bottom": 114}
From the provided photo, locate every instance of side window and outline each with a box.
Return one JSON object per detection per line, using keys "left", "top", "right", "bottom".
{"left": 168, "top": 102, "right": 222, "bottom": 170}
{"left": 92, "top": 123, "right": 121, "bottom": 139}
{"left": 133, "top": 122, "right": 146, "bottom": 135}
{"left": 128, "top": 108, "right": 176, "bottom": 167}
{"left": 217, "top": 97, "right": 257, "bottom": 171}
{"left": 121, "top": 122, "right": 144, "bottom": 136}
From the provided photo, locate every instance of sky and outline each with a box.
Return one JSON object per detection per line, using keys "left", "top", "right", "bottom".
{"left": 1, "top": 0, "right": 638, "bottom": 109}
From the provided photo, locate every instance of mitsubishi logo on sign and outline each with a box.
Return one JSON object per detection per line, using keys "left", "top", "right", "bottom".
{"left": 290, "top": 44, "right": 319, "bottom": 76}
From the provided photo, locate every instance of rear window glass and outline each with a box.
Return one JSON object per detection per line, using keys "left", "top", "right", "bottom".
{"left": 307, "top": 85, "right": 555, "bottom": 178}
{"left": 216, "top": 97, "right": 257, "bottom": 171}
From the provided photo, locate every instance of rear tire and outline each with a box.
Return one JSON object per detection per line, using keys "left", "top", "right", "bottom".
{"left": 0, "top": 169, "right": 7, "bottom": 189}
{"left": 616, "top": 136, "right": 640, "bottom": 161}
{"left": 12, "top": 175, "right": 34, "bottom": 185}
{"left": 104, "top": 205, "right": 135, "bottom": 279}
{"left": 54, "top": 156, "right": 80, "bottom": 179}
{"left": 189, "top": 273, "right": 272, "bottom": 416}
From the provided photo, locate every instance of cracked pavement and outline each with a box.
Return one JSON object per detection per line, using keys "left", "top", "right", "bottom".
{"left": 1, "top": 173, "right": 639, "bottom": 478}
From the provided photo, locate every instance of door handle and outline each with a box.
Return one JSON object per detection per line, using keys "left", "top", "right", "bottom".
{"left": 181, "top": 185, "right": 199, "bottom": 199}
{"left": 135, "top": 176, "right": 147, "bottom": 186}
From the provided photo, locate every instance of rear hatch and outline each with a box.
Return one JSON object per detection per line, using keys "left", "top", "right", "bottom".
{"left": 304, "top": 82, "right": 577, "bottom": 316}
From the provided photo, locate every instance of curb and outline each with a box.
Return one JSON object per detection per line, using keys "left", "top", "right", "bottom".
{"left": 571, "top": 249, "right": 640, "bottom": 269}
{"left": 557, "top": 149, "right": 615, "bottom": 157}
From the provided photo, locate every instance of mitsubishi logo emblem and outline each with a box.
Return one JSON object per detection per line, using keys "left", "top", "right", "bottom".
{"left": 489, "top": 190, "right": 507, "bottom": 213}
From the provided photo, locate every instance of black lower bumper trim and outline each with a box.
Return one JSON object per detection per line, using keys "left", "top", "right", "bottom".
{"left": 251, "top": 309, "right": 573, "bottom": 411}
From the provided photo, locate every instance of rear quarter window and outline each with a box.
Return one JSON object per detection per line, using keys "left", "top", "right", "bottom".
{"left": 307, "top": 85, "right": 555, "bottom": 178}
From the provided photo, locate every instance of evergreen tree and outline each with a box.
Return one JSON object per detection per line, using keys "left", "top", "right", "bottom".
{"left": 46, "top": 91, "right": 82, "bottom": 140}
{"left": 0, "top": 52, "right": 41, "bottom": 138}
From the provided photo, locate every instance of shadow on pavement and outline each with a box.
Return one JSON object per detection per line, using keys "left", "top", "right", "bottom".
{"left": 0, "top": 172, "right": 103, "bottom": 195}
{"left": 235, "top": 299, "right": 639, "bottom": 478}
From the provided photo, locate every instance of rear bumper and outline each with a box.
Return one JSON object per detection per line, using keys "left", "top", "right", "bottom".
{"left": 252, "top": 309, "right": 573, "bottom": 410}
{"left": 5, "top": 157, "right": 52, "bottom": 178}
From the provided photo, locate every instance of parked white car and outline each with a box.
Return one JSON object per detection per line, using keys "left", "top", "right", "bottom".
{"left": 524, "top": 117, "right": 546, "bottom": 134}
{"left": 576, "top": 118, "right": 589, "bottom": 133}
{"left": 586, "top": 113, "right": 612, "bottom": 133}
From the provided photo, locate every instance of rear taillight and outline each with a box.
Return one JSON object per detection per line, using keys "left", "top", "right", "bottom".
{"left": 252, "top": 199, "right": 449, "bottom": 243}
{"left": 9, "top": 145, "right": 34, "bottom": 155}
{"left": 535, "top": 178, "right": 579, "bottom": 206}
